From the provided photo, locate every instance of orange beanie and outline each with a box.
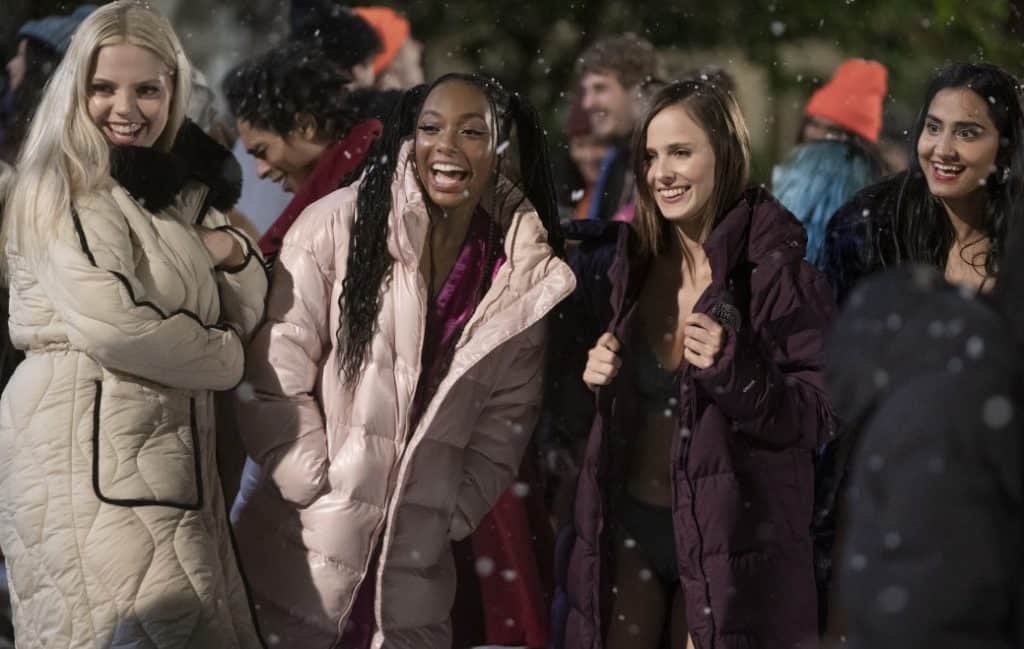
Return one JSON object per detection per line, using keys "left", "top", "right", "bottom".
{"left": 805, "top": 59, "right": 888, "bottom": 144}
{"left": 353, "top": 6, "right": 411, "bottom": 75}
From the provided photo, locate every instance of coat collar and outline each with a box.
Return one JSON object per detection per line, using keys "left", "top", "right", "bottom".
{"left": 386, "top": 139, "right": 561, "bottom": 294}
{"left": 109, "top": 119, "right": 242, "bottom": 214}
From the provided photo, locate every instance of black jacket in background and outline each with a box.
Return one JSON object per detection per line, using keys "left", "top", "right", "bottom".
{"left": 827, "top": 266, "right": 1024, "bottom": 649}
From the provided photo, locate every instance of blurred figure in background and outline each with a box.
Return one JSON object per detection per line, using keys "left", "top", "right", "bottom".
{"left": 292, "top": 2, "right": 382, "bottom": 88}
{"left": 576, "top": 33, "right": 659, "bottom": 221}
{"left": 354, "top": 6, "right": 424, "bottom": 91}
{"left": 773, "top": 59, "right": 887, "bottom": 266}
{"left": 815, "top": 61, "right": 1024, "bottom": 640}
{"left": 234, "top": 1, "right": 382, "bottom": 235}
{"left": 1, "top": 5, "right": 97, "bottom": 163}
{"left": 223, "top": 43, "right": 382, "bottom": 265}
{"left": 349, "top": 6, "right": 425, "bottom": 121}
{"left": 825, "top": 238, "right": 1024, "bottom": 648}
{"left": 558, "top": 95, "right": 610, "bottom": 221}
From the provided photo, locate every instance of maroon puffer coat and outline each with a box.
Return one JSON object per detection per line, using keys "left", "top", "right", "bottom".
{"left": 562, "top": 188, "right": 836, "bottom": 649}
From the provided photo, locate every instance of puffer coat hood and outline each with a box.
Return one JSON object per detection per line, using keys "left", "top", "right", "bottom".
{"left": 231, "top": 140, "right": 575, "bottom": 649}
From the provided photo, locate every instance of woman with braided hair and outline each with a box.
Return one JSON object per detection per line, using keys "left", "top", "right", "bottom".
{"left": 230, "top": 73, "right": 574, "bottom": 648}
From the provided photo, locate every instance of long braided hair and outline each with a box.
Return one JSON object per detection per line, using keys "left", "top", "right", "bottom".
{"left": 337, "top": 72, "right": 562, "bottom": 385}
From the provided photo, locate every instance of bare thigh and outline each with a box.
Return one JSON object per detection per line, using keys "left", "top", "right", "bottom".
{"left": 606, "top": 535, "right": 669, "bottom": 649}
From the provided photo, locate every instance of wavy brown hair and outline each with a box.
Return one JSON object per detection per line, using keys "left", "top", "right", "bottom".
{"left": 632, "top": 79, "right": 751, "bottom": 265}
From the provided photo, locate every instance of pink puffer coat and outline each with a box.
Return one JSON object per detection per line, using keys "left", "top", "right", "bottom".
{"left": 231, "top": 143, "right": 575, "bottom": 649}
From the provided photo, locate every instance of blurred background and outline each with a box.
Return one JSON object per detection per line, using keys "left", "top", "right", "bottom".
{"left": 5, "top": 0, "right": 1024, "bottom": 181}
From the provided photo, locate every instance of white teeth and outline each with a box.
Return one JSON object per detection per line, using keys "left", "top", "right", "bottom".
{"left": 934, "top": 163, "right": 964, "bottom": 174}
{"left": 659, "top": 187, "right": 686, "bottom": 198}
{"left": 432, "top": 163, "right": 466, "bottom": 173}
{"left": 110, "top": 123, "right": 142, "bottom": 135}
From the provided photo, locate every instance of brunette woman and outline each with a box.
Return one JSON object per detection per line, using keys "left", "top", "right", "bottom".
{"left": 822, "top": 62, "right": 1024, "bottom": 304}
{"left": 556, "top": 79, "right": 835, "bottom": 649}
{"left": 230, "top": 73, "right": 574, "bottom": 648}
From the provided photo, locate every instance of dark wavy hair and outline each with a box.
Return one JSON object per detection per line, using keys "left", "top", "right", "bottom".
{"left": 337, "top": 72, "right": 562, "bottom": 385}
{"left": 222, "top": 43, "right": 357, "bottom": 142}
{"left": 290, "top": 2, "right": 381, "bottom": 70}
{"left": 893, "top": 62, "right": 1024, "bottom": 279}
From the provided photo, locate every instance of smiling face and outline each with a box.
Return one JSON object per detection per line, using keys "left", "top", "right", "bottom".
{"left": 237, "top": 118, "right": 327, "bottom": 193}
{"left": 644, "top": 103, "right": 717, "bottom": 227}
{"left": 414, "top": 80, "right": 497, "bottom": 219}
{"left": 87, "top": 43, "right": 172, "bottom": 148}
{"left": 917, "top": 87, "right": 1000, "bottom": 201}
{"left": 580, "top": 71, "right": 634, "bottom": 139}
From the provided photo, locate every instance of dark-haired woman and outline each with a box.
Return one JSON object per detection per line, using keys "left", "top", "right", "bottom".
{"left": 223, "top": 43, "right": 382, "bottom": 264}
{"left": 230, "top": 74, "right": 574, "bottom": 648}
{"left": 823, "top": 62, "right": 1024, "bottom": 304}
{"left": 814, "top": 64, "right": 1024, "bottom": 631}
{"left": 555, "top": 80, "right": 835, "bottom": 649}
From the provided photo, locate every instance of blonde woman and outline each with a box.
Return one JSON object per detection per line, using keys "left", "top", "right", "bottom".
{"left": 0, "top": 3, "right": 266, "bottom": 647}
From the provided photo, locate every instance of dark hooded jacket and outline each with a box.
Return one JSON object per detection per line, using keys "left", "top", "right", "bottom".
{"left": 557, "top": 188, "right": 836, "bottom": 649}
{"left": 820, "top": 172, "right": 906, "bottom": 306}
{"left": 827, "top": 266, "right": 1024, "bottom": 649}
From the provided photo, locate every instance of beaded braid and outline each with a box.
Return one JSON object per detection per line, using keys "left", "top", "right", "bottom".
{"left": 337, "top": 73, "right": 562, "bottom": 386}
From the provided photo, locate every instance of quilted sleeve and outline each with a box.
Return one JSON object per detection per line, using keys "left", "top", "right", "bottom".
{"left": 235, "top": 201, "right": 342, "bottom": 507}
{"left": 40, "top": 205, "right": 244, "bottom": 391}
{"left": 450, "top": 323, "right": 546, "bottom": 540}
{"left": 693, "top": 262, "right": 837, "bottom": 450}
{"left": 203, "top": 208, "right": 269, "bottom": 339}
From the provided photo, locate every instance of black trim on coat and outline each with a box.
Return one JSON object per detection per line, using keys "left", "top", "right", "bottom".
{"left": 91, "top": 380, "right": 204, "bottom": 510}
{"left": 70, "top": 207, "right": 241, "bottom": 337}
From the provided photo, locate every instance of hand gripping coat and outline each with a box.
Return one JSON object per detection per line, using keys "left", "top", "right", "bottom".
{"left": 231, "top": 142, "right": 576, "bottom": 649}
{"left": 0, "top": 124, "right": 268, "bottom": 649}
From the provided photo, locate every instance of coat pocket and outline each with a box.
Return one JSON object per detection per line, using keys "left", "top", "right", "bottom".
{"left": 91, "top": 375, "right": 202, "bottom": 510}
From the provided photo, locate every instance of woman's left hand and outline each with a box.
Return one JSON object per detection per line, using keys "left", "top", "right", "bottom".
{"left": 683, "top": 313, "right": 725, "bottom": 370}
{"left": 195, "top": 226, "right": 246, "bottom": 268}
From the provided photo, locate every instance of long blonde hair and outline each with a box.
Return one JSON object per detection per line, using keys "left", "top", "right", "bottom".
{"left": 632, "top": 80, "right": 751, "bottom": 265}
{"left": 4, "top": 1, "right": 192, "bottom": 265}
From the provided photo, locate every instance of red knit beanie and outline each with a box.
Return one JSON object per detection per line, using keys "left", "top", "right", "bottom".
{"left": 353, "top": 6, "right": 411, "bottom": 75}
{"left": 805, "top": 59, "right": 888, "bottom": 143}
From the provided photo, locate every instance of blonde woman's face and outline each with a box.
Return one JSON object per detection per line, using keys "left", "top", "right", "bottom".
{"left": 88, "top": 43, "right": 172, "bottom": 148}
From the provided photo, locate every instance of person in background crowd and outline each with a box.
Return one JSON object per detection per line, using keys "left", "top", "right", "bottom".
{"left": 292, "top": 1, "right": 382, "bottom": 89}
{"left": 813, "top": 62, "right": 1024, "bottom": 640}
{"left": 826, "top": 232, "right": 1024, "bottom": 648}
{"left": 1, "top": 5, "right": 97, "bottom": 163}
{"left": 354, "top": 6, "right": 424, "bottom": 91}
{"left": 347, "top": 6, "right": 425, "bottom": 123}
{"left": 558, "top": 95, "right": 611, "bottom": 221}
{"left": 223, "top": 43, "right": 382, "bottom": 264}
{"left": 773, "top": 59, "right": 888, "bottom": 266}
{"left": 230, "top": 72, "right": 573, "bottom": 649}
{"left": 554, "top": 79, "right": 834, "bottom": 649}
{"left": 577, "top": 33, "right": 659, "bottom": 221}
{"left": 772, "top": 58, "right": 889, "bottom": 633}
{"left": 0, "top": 3, "right": 267, "bottom": 646}
{"left": 233, "top": 2, "right": 383, "bottom": 236}
{"left": 822, "top": 62, "right": 1024, "bottom": 305}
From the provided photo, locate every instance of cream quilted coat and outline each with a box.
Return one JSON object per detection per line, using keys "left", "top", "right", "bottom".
{"left": 231, "top": 143, "right": 575, "bottom": 649}
{"left": 0, "top": 181, "right": 267, "bottom": 648}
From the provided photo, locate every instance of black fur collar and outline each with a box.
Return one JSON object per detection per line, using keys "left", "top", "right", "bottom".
{"left": 109, "top": 119, "right": 242, "bottom": 214}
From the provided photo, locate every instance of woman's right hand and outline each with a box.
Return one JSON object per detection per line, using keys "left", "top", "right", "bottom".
{"left": 583, "top": 332, "right": 622, "bottom": 390}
